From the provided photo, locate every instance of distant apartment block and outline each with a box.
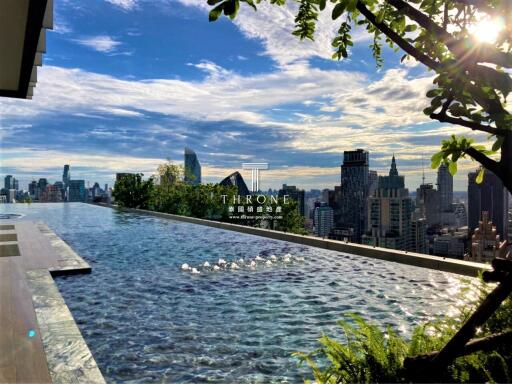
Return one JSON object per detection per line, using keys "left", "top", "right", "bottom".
{"left": 314, "top": 203, "right": 334, "bottom": 237}
{"left": 68, "top": 180, "right": 86, "bottom": 202}
{"left": 278, "top": 184, "right": 305, "bottom": 216}
{"left": 433, "top": 230, "right": 467, "bottom": 259}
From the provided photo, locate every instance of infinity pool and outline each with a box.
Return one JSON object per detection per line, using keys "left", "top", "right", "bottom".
{"left": 2, "top": 203, "right": 471, "bottom": 383}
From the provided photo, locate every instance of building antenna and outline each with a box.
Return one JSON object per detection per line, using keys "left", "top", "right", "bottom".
{"left": 421, "top": 153, "right": 425, "bottom": 185}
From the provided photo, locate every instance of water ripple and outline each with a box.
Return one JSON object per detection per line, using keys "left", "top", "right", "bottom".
{"left": 2, "top": 203, "right": 477, "bottom": 383}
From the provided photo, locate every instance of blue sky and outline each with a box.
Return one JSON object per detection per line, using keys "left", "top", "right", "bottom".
{"left": 0, "top": 0, "right": 486, "bottom": 191}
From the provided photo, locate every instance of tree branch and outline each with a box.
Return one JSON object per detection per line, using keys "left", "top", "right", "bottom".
{"left": 355, "top": 1, "right": 440, "bottom": 70}
{"left": 430, "top": 112, "right": 505, "bottom": 135}
{"left": 385, "top": 0, "right": 512, "bottom": 68}
{"left": 465, "top": 147, "right": 501, "bottom": 176}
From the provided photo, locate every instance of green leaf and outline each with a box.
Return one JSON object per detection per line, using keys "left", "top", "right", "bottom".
{"left": 332, "top": 2, "right": 346, "bottom": 20}
{"left": 448, "top": 161, "right": 457, "bottom": 176}
{"left": 376, "top": 8, "right": 385, "bottom": 23}
{"left": 426, "top": 89, "right": 442, "bottom": 98}
{"left": 319, "top": 0, "right": 326, "bottom": 10}
{"left": 209, "top": 3, "right": 224, "bottom": 21}
{"left": 492, "top": 136, "right": 505, "bottom": 152}
{"left": 431, "top": 151, "right": 444, "bottom": 169}
{"left": 244, "top": 0, "right": 257, "bottom": 10}
{"left": 476, "top": 168, "right": 485, "bottom": 184}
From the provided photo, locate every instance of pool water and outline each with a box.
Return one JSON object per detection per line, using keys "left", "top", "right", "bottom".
{"left": 2, "top": 203, "right": 470, "bottom": 383}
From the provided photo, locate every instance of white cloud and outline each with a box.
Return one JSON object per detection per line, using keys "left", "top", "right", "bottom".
{"left": 0, "top": 62, "right": 481, "bottom": 190}
{"left": 105, "top": 0, "right": 138, "bottom": 10}
{"left": 176, "top": 0, "right": 370, "bottom": 66}
{"left": 0, "top": 63, "right": 366, "bottom": 124}
{"left": 73, "top": 35, "right": 122, "bottom": 53}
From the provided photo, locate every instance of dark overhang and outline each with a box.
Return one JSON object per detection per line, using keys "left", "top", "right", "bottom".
{"left": 0, "top": 0, "right": 53, "bottom": 99}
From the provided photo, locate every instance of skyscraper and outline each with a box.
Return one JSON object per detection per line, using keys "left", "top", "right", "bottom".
{"left": 337, "top": 149, "right": 369, "bottom": 243}
{"left": 184, "top": 147, "right": 201, "bottom": 185}
{"left": 466, "top": 212, "right": 501, "bottom": 263}
{"left": 314, "top": 203, "right": 334, "bottom": 237}
{"left": 63, "top": 165, "right": 70, "bottom": 187}
{"left": 437, "top": 163, "right": 453, "bottom": 212}
{"left": 4, "top": 175, "right": 13, "bottom": 190}
{"left": 219, "top": 172, "right": 250, "bottom": 196}
{"left": 68, "top": 180, "right": 86, "bottom": 202}
{"left": 468, "top": 169, "right": 509, "bottom": 241}
{"left": 278, "top": 184, "right": 305, "bottom": 216}
{"left": 362, "top": 156, "right": 414, "bottom": 251}
{"left": 416, "top": 183, "right": 440, "bottom": 227}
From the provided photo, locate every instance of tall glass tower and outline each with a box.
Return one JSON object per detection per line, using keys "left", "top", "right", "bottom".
{"left": 184, "top": 148, "right": 201, "bottom": 185}
{"left": 63, "top": 165, "right": 70, "bottom": 187}
{"left": 338, "top": 149, "right": 369, "bottom": 243}
{"left": 437, "top": 163, "right": 453, "bottom": 212}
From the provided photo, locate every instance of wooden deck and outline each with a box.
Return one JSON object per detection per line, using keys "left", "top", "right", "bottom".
{"left": 0, "top": 221, "right": 94, "bottom": 383}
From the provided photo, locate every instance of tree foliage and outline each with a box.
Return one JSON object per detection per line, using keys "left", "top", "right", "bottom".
{"left": 114, "top": 161, "right": 306, "bottom": 233}
{"left": 112, "top": 173, "right": 154, "bottom": 209}
{"left": 207, "top": 0, "right": 512, "bottom": 193}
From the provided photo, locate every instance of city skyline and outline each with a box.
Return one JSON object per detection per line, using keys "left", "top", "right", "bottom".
{"left": 0, "top": 154, "right": 486, "bottom": 193}
{"left": 0, "top": 0, "right": 488, "bottom": 192}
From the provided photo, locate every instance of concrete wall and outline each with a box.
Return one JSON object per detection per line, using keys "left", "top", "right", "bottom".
{"left": 94, "top": 203, "right": 490, "bottom": 277}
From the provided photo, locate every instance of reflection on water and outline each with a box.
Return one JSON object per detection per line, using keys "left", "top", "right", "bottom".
{"left": 1, "top": 203, "right": 475, "bottom": 383}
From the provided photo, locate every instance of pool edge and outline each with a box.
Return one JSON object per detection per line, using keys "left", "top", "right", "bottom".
{"left": 93, "top": 203, "right": 490, "bottom": 278}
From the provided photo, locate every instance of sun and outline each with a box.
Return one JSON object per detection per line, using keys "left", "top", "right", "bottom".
{"left": 470, "top": 17, "right": 505, "bottom": 44}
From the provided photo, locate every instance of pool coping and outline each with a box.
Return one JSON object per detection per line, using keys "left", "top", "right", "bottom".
{"left": 31, "top": 222, "right": 106, "bottom": 384}
{"left": 4, "top": 220, "right": 106, "bottom": 384}
{"left": 93, "top": 203, "right": 490, "bottom": 278}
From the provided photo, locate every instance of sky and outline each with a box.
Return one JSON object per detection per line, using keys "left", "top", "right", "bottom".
{"left": 0, "top": 0, "right": 488, "bottom": 191}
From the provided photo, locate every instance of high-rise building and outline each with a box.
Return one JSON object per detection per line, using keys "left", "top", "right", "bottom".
{"left": 337, "top": 149, "right": 369, "bottom": 243}
{"left": 54, "top": 181, "right": 65, "bottom": 201}
{"left": 6, "top": 189, "right": 16, "bottom": 203}
{"left": 4, "top": 175, "right": 13, "bottom": 190}
{"left": 362, "top": 156, "right": 413, "bottom": 251}
{"left": 314, "top": 203, "right": 334, "bottom": 237}
{"left": 219, "top": 172, "right": 250, "bottom": 196}
{"left": 68, "top": 180, "right": 86, "bottom": 202}
{"left": 41, "top": 185, "right": 63, "bottom": 203}
{"left": 368, "top": 170, "right": 378, "bottom": 197}
{"left": 37, "top": 178, "right": 48, "bottom": 200}
{"left": 433, "top": 230, "right": 467, "bottom": 259}
{"left": 184, "top": 147, "right": 201, "bottom": 185}
{"left": 437, "top": 163, "right": 453, "bottom": 212}
{"left": 411, "top": 217, "right": 428, "bottom": 254}
{"left": 278, "top": 184, "right": 305, "bottom": 216}
{"left": 453, "top": 203, "right": 468, "bottom": 228}
{"left": 63, "top": 165, "right": 71, "bottom": 199}
{"left": 28, "top": 180, "right": 37, "bottom": 197}
{"left": 468, "top": 169, "right": 509, "bottom": 241}
{"left": 466, "top": 211, "right": 501, "bottom": 263}
{"left": 416, "top": 183, "right": 440, "bottom": 227}
{"left": 13, "top": 178, "right": 18, "bottom": 191}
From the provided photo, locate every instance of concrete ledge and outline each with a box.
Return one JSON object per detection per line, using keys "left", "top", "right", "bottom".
{"left": 96, "top": 204, "right": 490, "bottom": 277}
{"left": 26, "top": 269, "right": 106, "bottom": 384}
{"left": 36, "top": 222, "right": 91, "bottom": 275}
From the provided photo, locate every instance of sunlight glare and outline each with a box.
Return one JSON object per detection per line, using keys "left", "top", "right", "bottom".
{"left": 470, "top": 17, "right": 505, "bottom": 44}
